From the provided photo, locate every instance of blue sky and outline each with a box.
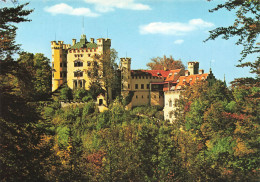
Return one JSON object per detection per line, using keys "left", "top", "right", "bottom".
{"left": 3, "top": 0, "right": 257, "bottom": 84}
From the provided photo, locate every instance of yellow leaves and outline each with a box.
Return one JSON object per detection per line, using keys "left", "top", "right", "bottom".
{"left": 205, "top": 140, "right": 213, "bottom": 150}
{"left": 234, "top": 138, "right": 255, "bottom": 157}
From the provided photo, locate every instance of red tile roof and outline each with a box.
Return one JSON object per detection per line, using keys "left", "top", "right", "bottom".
{"left": 165, "top": 69, "right": 182, "bottom": 82}
{"left": 131, "top": 70, "right": 171, "bottom": 78}
{"left": 175, "top": 73, "right": 209, "bottom": 89}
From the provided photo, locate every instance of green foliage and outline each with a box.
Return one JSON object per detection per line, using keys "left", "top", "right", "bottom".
{"left": 73, "top": 88, "right": 89, "bottom": 101}
{"left": 122, "top": 91, "right": 134, "bottom": 106}
{"left": 59, "top": 85, "right": 73, "bottom": 101}
{"left": 174, "top": 79, "right": 259, "bottom": 181}
{"left": 17, "top": 52, "right": 52, "bottom": 100}
{"left": 206, "top": 0, "right": 260, "bottom": 78}
{"left": 0, "top": 2, "right": 52, "bottom": 181}
{"left": 88, "top": 81, "right": 105, "bottom": 100}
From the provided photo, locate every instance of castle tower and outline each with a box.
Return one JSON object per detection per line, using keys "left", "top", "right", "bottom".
{"left": 51, "top": 41, "right": 70, "bottom": 92}
{"left": 188, "top": 62, "right": 199, "bottom": 75}
{"left": 120, "top": 57, "right": 131, "bottom": 91}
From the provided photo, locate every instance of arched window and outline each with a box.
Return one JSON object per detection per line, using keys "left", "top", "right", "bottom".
{"left": 169, "top": 100, "right": 172, "bottom": 107}
{"left": 74, "top": 71, "right": 83, "bottom": 77}
{"left": 169, "top": 112, "right": 173, "bottom": 118}
{"left": 74, "top": 60, "right": 83, "bottom": 67}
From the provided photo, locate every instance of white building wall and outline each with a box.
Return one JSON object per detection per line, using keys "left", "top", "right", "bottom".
{"left": 164, "top": 90, "right": 182, "bottom": 123}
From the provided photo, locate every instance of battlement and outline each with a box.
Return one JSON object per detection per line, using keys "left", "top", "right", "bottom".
{"left": 188, "top": 61, "right": 199, "bottom": 75}
{"left": 97, "top": 38, "right": 111, "bottom": 46}
{"left": 120, "top": 57, "right": 131, "bottom": 63}
{"left": 51, "top": 41, "right": 70, "bottom": 49}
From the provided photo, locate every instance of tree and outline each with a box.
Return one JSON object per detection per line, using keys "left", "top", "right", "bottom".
{"left": 147, "top": 55, "right": 185, "bottom": 70}
{"left": 174, "top": 80, "right": 259, "bottom": 181}
{"left": 17, "top": 52, "right": 52, "bottom": 100}
{"left": 0, "top": 2, "right": 49, "bottom": 181}
{"left": 101, "top": 48, "right": 120, "bottom": 102}
{"left": 205, "top": 0, "right": 260, "bottom": 76}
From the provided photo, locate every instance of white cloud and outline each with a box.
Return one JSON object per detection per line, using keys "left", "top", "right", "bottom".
{"left": 44, "top": 3, "right": 100, "bottom": 17}
{"left": 139, "top": 19, "right": 214, "bottom": 35}
{"left": 84, "top": 0, "right": 151, "bottom": 12}
{"left": 174, "top": 39, "right": 184, "bottom": 44}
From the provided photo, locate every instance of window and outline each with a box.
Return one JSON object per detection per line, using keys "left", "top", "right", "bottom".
{"left": 147, "top": 84, "right": 150, "bottom": 89}
{"left": 88, "top": 54, "right": 91, "bottom": 57}
{"left": 87, "top": 71, "right": 91, "bottom": 77}
{"left": 74, "top": 71, "right": 83, "bottom": 77}
{"left": 136, "top": 95, "right": 138, "bottom": 99}
{"left": 142, "top": 95, "right": 144, "bottom": 99}
{"left": 135, "top": 84, "right": 138, "bottom": 89}
{"left": 52, "top": 73, "right": 54, "bottom": 78}
{"left": 87, "top": 61, "right": 91, "bottom": 66}
{"left": 169, "top": 112, "right": 173, "bottom": 118}
{"left": 74, "top": 80, "right": 77, "bottom": 88}
{"left": 60, "top": 72, "right": 62, "bottom": 77}
{"left": 141, "top": 84, "right": 144, "bottom": 89}
{"left": 63, "top": 72, "right": 67, "bottom": 77}
{"left": 94, "top": 61, "right": 98, "bottom": 66}
{"left": 79, "top": 80, "right": 83, "bottom": 88}
{"left": 169, "top": 100, "right": 172, "bottom": 107}
{"left": 74, "top": 61, "right": 83, "bottom": 67}
{"left": 128, "top": 84, "right": 130, "bottom": 89}
{"left": 64, "top": 62, "right": 67, "bottom": 67}
{"left": 139, "top": 76, "right": 141, "bottom": 79}
{"left": 60, "top": 62, "right": 62, "bottom": 67}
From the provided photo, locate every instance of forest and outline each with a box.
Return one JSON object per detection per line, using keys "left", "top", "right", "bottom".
{"left": 0, "top": 0, "right": 259, "bottom": 181}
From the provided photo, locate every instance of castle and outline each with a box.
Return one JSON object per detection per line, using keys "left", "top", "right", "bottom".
{"left": 51, "top": 34, "right": 112, "bottom": 105}
{"left": 51, "top": 34, "right": 215, "bottom": 122}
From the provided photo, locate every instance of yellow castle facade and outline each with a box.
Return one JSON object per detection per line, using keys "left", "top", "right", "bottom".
{"left": 51, "top": 34, "right": 111, "bottom": 104}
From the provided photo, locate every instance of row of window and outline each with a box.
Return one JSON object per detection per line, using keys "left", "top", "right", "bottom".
{"left": 74, "top": 71, "right": 83, "bottom": 77}
{"left": 53, "top": 71, "right": 97, "bottom": 78}
{"left": 134, "top": 95, "right": 160, "bottom": 99}
{"left": 74, "top": 61, "right": 98, "bottom": 67}
{"left": 52, "top": 72, "right": 67, "bottom": 78}
{"left": 132, "top": 76, "right": 161, "bottom": 80}
{"left": 167, "top": 99, "right": 178, "bottom": 107}
{"left": 134, "top": 84, "right": 150, "bottom": 89}
{"left": 74, "top": 53, "right": 97, "bottom": 58}
{"left": 69, "top": 49, "right": 97, "bottom": 53}
{"left": 60, "top": 62, "right": 67, "bottom": 67}
{"left": 74, "top": 70, "right": 98, "bottom": 77}
{"left": 73, "top": 80, "right": 84, "bottom": 89}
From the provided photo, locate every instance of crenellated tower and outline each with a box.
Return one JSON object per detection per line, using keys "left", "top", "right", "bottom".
{"left": 120, "top": 57, "right": 131, "bottom": 92}
{"left": 51, "top": 41, "right": 70, "bottom": 91}
{"left": 188, "top": 61, "right": 199, "bottom": 75}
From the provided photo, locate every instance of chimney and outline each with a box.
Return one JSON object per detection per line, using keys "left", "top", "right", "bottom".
{"left": 90, "top": 38, "right": 94, "bottom": 43}
{"left": 185, "top": 70, "right": 189, "bottom": 76}
{"left": 72, "top": 39, "right": 76, "bottom": 46}
{"left": 199, "top": 69, "right": 204, "bottom": 74}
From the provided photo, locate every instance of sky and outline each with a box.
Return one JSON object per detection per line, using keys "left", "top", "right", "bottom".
{"left": 2, "top": 0, "right": 257, "bottom": 84}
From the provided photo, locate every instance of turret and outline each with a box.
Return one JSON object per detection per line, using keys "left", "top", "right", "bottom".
{"left": 97, "top": 38, "right": 111, "bottom": 53}
{"left": 51, "top": 40, "right": 69, "bottom": 92}
{"left": 188, "top": 62, "right": 199, "bottom": 75}
{"left": 120, "top": 57, "right": 131, "bottom": 91}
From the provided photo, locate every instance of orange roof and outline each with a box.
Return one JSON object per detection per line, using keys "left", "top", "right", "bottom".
{"left": 175, "top": 73, "right": 209, "bottom": 90}
{"left": 131, "top": 70, "right": 171, "bottom": 78}
{"left": 165, "top": 69, "right": 182, "bottom": 82}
